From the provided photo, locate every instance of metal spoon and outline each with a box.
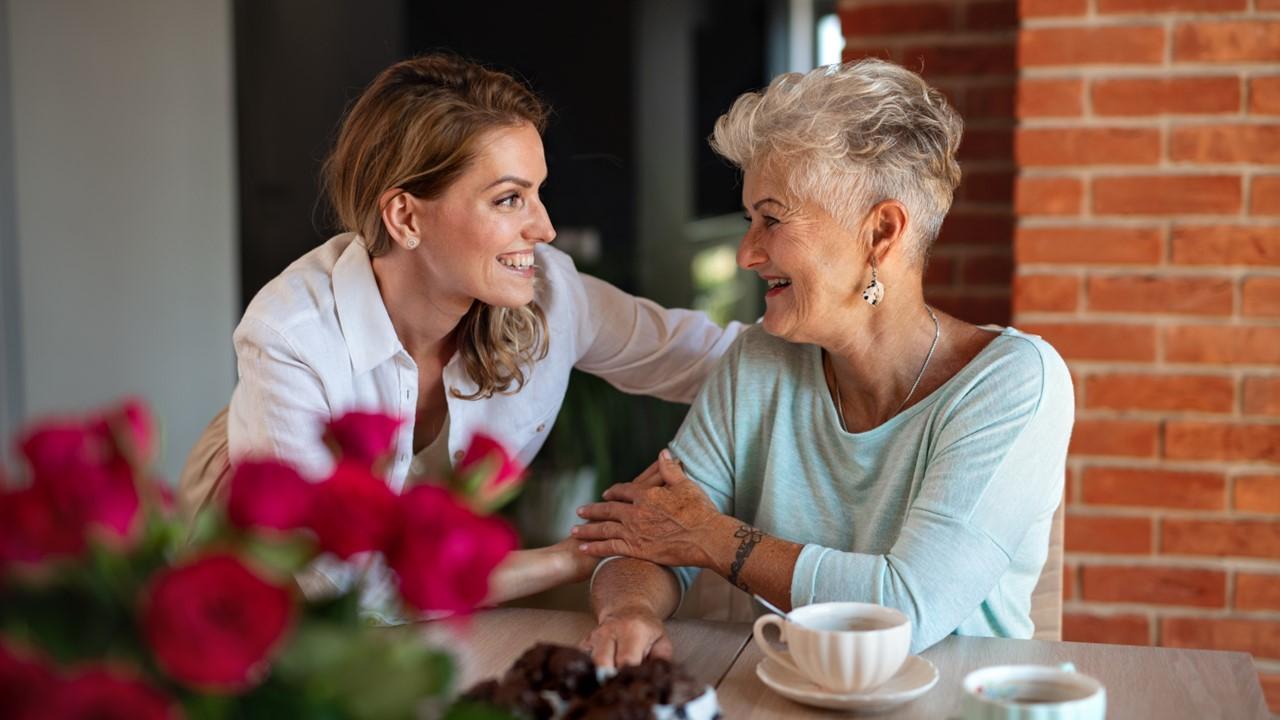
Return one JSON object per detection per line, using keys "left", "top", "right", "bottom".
{"left": 753, "top": 594, "right": 788, "bottom": 617}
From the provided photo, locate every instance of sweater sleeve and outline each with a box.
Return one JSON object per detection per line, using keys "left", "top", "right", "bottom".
{"left": 663, "top": 334, "right": 747, "bottom": 594}
{"left": 544, "top": 246, "right": 743, "bottom": 404}
{"left": 790, "top": 339, "right": 1074, "bottom": 653}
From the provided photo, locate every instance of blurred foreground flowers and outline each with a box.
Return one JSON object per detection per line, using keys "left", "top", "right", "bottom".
{"left": 0, "top": 399, "right": 523, "bottom": 719}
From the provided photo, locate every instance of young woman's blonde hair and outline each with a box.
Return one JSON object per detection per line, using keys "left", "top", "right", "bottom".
{"left": 711, "top": 59, "right": 963, "bottom": 265}
{"left": 323, "top": 54, "right": 550, "bottom": 400}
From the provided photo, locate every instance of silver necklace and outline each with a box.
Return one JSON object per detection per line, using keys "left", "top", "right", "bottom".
{"left": 831, "top": 306, "right": 941, "bottom": 431}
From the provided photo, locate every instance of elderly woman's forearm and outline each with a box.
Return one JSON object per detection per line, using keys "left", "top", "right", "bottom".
{"left": 703, "top": 515, "right": 804, "bottom": 612}
{"left": 589, "top": 558, "right": 680, "bottom": 621}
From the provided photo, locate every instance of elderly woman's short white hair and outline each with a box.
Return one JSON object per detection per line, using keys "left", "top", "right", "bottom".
{"left": 711, "top": 59, "right": 963, "bottom": 264}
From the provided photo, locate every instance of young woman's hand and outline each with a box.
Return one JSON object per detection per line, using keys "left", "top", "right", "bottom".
{"left": 546, "top": 535, "right": 600, "bottom": 583}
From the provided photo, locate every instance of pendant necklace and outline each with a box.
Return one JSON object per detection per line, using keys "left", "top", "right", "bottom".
{"left": 831, "top": 306, "right": 941, "bottom": 432}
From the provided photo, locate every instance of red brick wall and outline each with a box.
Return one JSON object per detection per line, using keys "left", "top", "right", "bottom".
{"left": 841, "top": 0, "right": 1280, "bottom": 710}
{"left": 840, "top": 0, "right": 1019, "bottom": 325}
{"left": 1015, "top": 0, "right": 1280, "bottom": 709}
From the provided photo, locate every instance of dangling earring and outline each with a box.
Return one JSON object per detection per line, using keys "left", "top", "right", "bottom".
{"left": 405, "top": 237, "right": 419, "bottom": 250}
{"left": 862, "top": 264, "right": 885, "bottom": 306}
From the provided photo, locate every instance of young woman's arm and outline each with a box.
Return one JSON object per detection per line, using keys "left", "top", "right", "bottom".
{"left": 482, "top": 537, "right": 600, "bottom": 605}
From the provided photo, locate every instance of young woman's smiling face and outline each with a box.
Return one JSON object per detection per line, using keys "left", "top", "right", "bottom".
{"left": 736, "top": 164, "right": 869, "bottom": 346}
{"left": 411, "top": 123, "right": 556, "bottom": 309}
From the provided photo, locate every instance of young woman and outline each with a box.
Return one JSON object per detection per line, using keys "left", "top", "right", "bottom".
{"left": 184, "top": 54, "right": 741, "bottom": 616}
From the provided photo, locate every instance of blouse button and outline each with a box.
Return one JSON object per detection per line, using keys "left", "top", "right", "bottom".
{"left": 453, "top": 450, "right": 464, "bottom": 461}
{"left": 536, "top": 423, "right": 546, "bottom": 432}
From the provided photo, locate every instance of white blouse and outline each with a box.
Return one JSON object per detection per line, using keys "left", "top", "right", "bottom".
{"left": 227, "top": 233, "right": 743, "bottom": 489}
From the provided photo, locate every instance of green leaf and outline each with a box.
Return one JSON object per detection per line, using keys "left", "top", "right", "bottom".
{"left": 306, "top": 589, "right": 362, "bottom": 625}
{"left": 185, "top": 507, "right": 230, "bottom": 548}
{"left": 245, "top": 674, "right": 352, "bottom": 720}
{"left": 1, "top": 573, "right": 142, "bottom": 664}
{"left": 182, "top": 693, "right": 234, "bottom": 720}
{"left": 272, "top": 622, "right": 454, "bottom": 720}
{"left": 274, "top": 622, "right": 352, "bottom": 680}
{"left": 416, "top": 648, "right": 454, "bottom": 697}
{"left": 442, "top": 701, "right": 518, "bottom": 720}
{"left": 239, "top": 533, "right": 318, "bottom": 577}
{"left": 453, "top": 461, "right": 493, "bottom": 496}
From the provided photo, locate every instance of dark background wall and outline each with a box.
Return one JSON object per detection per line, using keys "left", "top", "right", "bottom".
{"left": 233, "top": 0, "right": 774, "bottom": 484}
{"left": 405, "top": 1, "right": 638, "bottom": 288}
{"left": 234, "top": 0, "right": 773, "bottom": 303}
{"left": 235, "top": 0, "right": 642, "bottom": 301}
{"left": 234, "top": 0, "right": 405, "bottom": 308}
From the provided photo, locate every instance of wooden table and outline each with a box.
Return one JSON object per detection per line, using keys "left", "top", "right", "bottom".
{"left": 436, "top": 607, "right": 750, "bottom": 691}
{"left": 440, "top": 608, "right": 1271, "bottom": 718}
{"left": 723, "top": 633, "right": 1270, "bottom": 718}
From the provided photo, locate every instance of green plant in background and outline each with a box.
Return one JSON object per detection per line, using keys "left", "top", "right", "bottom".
{"left": 512, "top": 371, "right": 687, "bottom": 551}
{"left": 530, "top": 371, "right": 688, "bottom": 496}
{"left": 513, "top": 232, "right": 750, "bottom": 547}
{"left": 518, "top": 234, "right": 704, "bottom": 520}
{"left": 692, "top": 243, "right": 747, "bottom": 327}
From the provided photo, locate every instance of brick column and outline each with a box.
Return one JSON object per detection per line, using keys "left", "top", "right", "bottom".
{"left": 1014, "top": 2, "right": 1280, "bottom": 710}
{"left": 842, "top": 0, "right": 1280, "bottom": 709}
{"left": 840, "top": 0, "right": 1019, "bottom": 325}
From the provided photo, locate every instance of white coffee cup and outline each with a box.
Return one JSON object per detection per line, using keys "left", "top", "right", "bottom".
{"left": 961, "top": 664, "right": 1106, "bottom": 720}
{"left": 752, "top": 602, "right": 911, "bottom": 694}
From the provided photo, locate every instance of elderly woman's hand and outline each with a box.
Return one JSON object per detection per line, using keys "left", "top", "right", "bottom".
{"left": 580, "top": 606, "right": 673, "bottom": 669}
{"left": 573, "top": 450, "right": 732, "bottom": 570}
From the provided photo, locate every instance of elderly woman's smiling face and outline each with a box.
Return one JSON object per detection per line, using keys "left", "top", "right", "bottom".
{"left": 737, "top": 164, "right": 869, "bottom": 346}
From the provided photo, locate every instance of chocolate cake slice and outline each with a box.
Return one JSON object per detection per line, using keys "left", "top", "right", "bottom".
{"left": 460, "top": 644, "right": 719, "bottom": 720}
{"left": 460, "top": 644, "right": 600, "bottom": 719}
{"left": 564, "top": 658, "right": 720, "bottom": 720}
{"left": 506, "top": 643, "right": 601, "bottom": 699}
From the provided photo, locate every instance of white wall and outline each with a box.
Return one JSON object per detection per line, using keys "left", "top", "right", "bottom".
{"left": 0, "top": 1, "right": 21, "bottom": 465}
{"left": 6, "top": 0, "right": 237, "bottom": 480}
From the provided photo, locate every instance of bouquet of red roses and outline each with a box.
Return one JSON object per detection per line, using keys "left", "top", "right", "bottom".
{"left": 0, "top": 400, "right": 525, "bottom": 719}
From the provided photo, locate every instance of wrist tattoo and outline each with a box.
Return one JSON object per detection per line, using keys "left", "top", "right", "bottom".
{"left": 727, "top": 524, "right": 764, "bottom": 593}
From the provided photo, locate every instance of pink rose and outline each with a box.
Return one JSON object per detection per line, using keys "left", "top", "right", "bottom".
{"left": 227, "top": 459, "right": 314, "bottom": 532}
{"left": 17, "top": 422, "right": 103, "bottom": 481}
{"left": 0, "top": 641, "right": 58, "bottom": 720}
{"left": 453, "top": 433, "right": 525, "bottom": 513}
{"left": 0, "top": 486, "right": 84, "bottom": 563}
{"left": 15, "top": 418, "right": 140, "bottom": 543}
{"left": 96, "top": 398, "right": 157, "bottom": 468}
{"left": 323, "top": 411, "right": 402, "bottom": 470}
{"left": 44, "top": 459, "right": 140, "bottom": 540}
{"left": 308, "top": 462, "right": 398, "bottom": 559}
{"left": 387, "top": 485, "right": 517, "bottom": 614}
{"left": 141, "top": 554, "right": 293, "bottom": 692}
{"left": 48, "top": 667, "right": 181, "bottom": 720}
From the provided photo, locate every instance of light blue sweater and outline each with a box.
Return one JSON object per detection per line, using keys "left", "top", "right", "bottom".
{"left": 668, "top": 324, "right": 1074, "bottom": 652}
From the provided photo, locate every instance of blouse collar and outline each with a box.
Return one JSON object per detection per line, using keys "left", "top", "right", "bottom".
{"left": 331, "top": 234, "right": 403, "bottom": 375}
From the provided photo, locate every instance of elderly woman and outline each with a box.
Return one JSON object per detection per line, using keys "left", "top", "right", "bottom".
{"left": 574, "top": 59, "right": 1073, "bottom": 666}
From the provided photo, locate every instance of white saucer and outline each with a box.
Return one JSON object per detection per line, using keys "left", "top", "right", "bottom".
{"left": 756, "top": 655, "right": 939, "bottom": 712}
